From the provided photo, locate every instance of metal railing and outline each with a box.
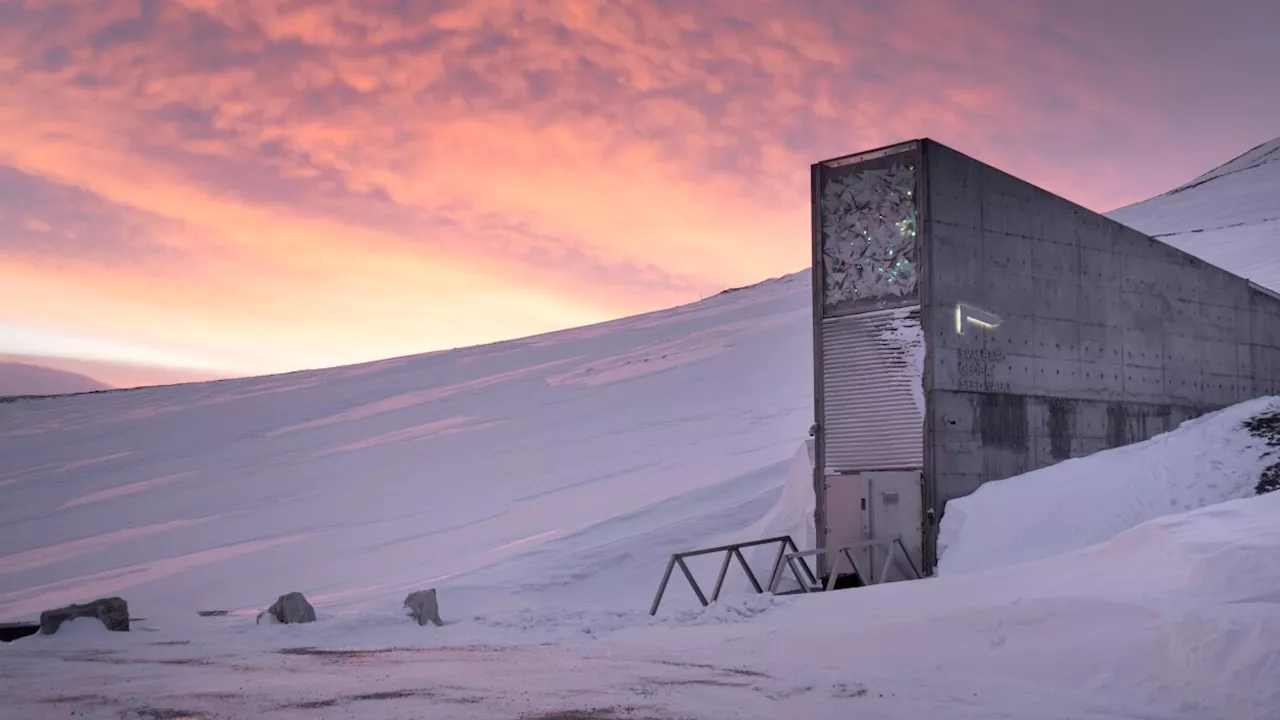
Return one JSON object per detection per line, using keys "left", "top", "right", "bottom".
{"left": 649, "top": 535, "right": 815, "bottom": 616}
{"left": 769, "top": 536, "right": 920, "bottom": 594}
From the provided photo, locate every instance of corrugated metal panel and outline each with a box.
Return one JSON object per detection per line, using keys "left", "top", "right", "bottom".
{"left": 822, "top": 306, "right": 924, "bottom": 472}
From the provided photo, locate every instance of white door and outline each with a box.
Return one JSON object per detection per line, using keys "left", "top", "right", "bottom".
{"left": 822, "top": 472, "right": 865, "bottom": 580}
{"left": 864, "top": 470, "right": 923, "bottom": 583}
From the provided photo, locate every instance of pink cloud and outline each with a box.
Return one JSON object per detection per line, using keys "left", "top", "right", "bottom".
{"left": 0, "top": 0, "right": 1275, "bottom": 378}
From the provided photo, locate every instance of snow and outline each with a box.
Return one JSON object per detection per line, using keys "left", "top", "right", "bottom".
{"left": 0, "top": 272, "right": 813, "bottom": 628}
{"left": 59, "top": 471, "right": 193, "bottom": 510}
{"left": 4, "top": 492, "right": 1279, "bottom": 718}
{"left": 937, "top": 397, "right": 1280, "bottom": 576}
{"left": 1, "top": 139, "right": 1280, "bottom": 718}
{"left": 1109, "top": 137, "right": 1280, "bottom": 290}
{"left": 28, "top": 615, "right": 111, "bottom": 641}
{"left": 741, "top": 439, "right": 816, "bottom": 587}
{"left": 881, "top": 305, "right": 926, "bottom": 421}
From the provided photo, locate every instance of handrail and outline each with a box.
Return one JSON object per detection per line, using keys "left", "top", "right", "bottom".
{"left": 649, "top": 535, "right": 813, "bottom": 615}
{"left": 650, "top": 535, "right": 923, "bottom": 615}
{"left": 770, "top": 536, "right": 921, "bottom": 593}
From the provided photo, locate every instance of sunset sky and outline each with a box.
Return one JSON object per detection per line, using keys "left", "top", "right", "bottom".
{"left": 2, "top": 0, "right": 1278, "bottom": 387}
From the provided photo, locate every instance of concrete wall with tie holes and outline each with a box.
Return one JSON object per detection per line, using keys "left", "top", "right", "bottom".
{"left": 919, "top": 139, "right": 1280, "bottom": 567}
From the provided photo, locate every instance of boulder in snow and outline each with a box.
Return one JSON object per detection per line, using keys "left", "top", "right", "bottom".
{"left": 39, "top": 597, "right": 130, "bottom": 635}
{"left": 403, "top": 589, "right": 443, "bottom": 627}
{"left": 256, "top": 592, "right": 316, "bottom": 625}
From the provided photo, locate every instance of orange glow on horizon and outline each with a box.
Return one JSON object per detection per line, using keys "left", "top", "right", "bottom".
{"left": 1, "top": 0, "right": 1276, "bottom": 384}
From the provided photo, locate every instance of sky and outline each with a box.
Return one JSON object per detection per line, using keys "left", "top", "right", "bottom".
{"left": 1, "top": 0, "right": 1278, "bottom": 388}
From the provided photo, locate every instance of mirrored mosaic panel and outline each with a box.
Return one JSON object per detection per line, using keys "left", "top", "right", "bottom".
{"left": 821, "top": 162, "right": 918, "bottom": 311}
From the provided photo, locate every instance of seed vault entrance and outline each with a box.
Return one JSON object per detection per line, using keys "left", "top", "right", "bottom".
{"left": 811, "top": 141, "right": 928, "bottom": 580}
{"left": 651, "top": 136, "right": 1280, "bottom": 613}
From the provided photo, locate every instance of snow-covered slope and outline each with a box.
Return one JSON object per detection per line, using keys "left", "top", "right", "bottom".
{"left": 1109, "top": 137, "right": 1280, "bottom": 288}
{"left": 0, "top": 361, "right": 109, "bottom": 397}
{"left": 0, "top": 276, "right": 813, "bottom": 623}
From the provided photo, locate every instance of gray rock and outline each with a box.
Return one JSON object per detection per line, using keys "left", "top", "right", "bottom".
{"left": 39, "top": 597, "right": 130, "bottom": 635}
{"left": 256, "top": 592, "right": 316, "bottom": 625}
{"left": 403, "top": 589, "right": 443, "bottom": 627}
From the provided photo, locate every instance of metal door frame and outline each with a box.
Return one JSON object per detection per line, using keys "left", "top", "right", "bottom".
{"left": 811, "top": 139, "right": 931, "bottom": 578}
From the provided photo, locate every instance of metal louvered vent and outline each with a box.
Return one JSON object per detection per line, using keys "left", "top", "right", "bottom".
{"left": 821, "top": 306, "right": 924, "bottom": 472}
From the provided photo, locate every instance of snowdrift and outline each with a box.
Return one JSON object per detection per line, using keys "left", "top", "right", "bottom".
{"left": 741, "top": 438, "right": 816, "bottom": 578}
{"left": 643, "top": 491, "right": 1280, "bottom": 718}
{"left": 912, "top": 491, "right": 1278, "bottom": 712}
{"left": 938, "top": 396, "right": 1280, "bottom": 576}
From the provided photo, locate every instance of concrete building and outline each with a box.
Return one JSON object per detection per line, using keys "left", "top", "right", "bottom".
{"left": 810, "top": 138, "right": 1280, "bottom": 578}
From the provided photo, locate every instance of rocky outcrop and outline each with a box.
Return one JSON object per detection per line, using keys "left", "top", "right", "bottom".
{"left": 403, "top": 589, "right": 443, "bottom": 627}
{"left": 39, "top": 597, "right": 130, "bottom": 634}
{"left": 256, "top": 592, "right": 316, "bottom": 625}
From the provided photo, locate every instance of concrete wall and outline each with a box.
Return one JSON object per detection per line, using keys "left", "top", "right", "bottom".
{"left": 920, "top": 139, "right": 1280, "bottom": 565}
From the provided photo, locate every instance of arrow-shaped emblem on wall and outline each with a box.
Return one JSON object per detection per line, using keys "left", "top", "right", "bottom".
{"left": 955, "top": 303, "right": 1003, "bottom": 334}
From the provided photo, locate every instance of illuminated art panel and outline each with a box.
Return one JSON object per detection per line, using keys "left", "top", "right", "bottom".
{"left": 820, "top": 161, "right": 918, "bottom": 312}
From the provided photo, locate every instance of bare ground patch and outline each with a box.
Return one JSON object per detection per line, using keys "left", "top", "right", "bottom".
{"left": 187, "top": 692, "right": 246, "bottom": 702}
{"left": 518, "top": 708, "right": 680, "bottom": 720}
{"left": 282, "top": 688, "right": 426, "bottom": 709}
{"left": 38, "top": 693, "right": 106, "bottom": 704}
{"left": 275, "top": 643, "right": 530, "bottom": 667}
{"left": 59, "top": 654, "right": 216, "bottom": 667}
{"left": 279, "top": 686, "right": 485, "bottom": 710}
{"left": 278, "top": 643, "right": 519, "bottom": 655}
{"left": 646, "top": 678, "right": 752, "bottom": 688}
{"left": 120, "top": 709, "right": 207, "bottom": 720}
{"left": 277, "top": 646, "right": 410, "bottom": 658}
{"left": 648, "top": 659, "right": 770, "bottom": 678}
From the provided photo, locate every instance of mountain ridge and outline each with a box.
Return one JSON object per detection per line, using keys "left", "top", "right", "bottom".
{"left": 0, "top": 361, "right": 109, "bottom": 398}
